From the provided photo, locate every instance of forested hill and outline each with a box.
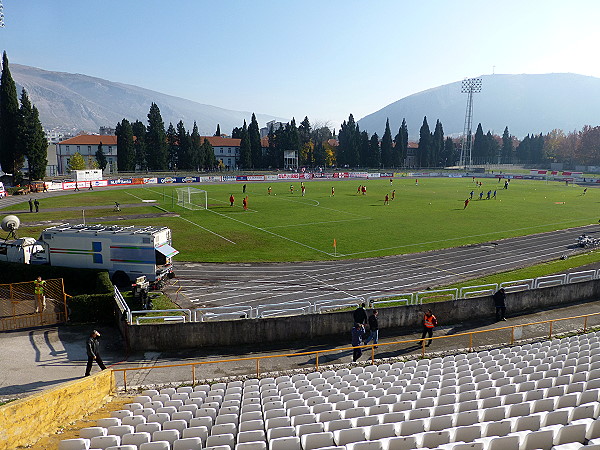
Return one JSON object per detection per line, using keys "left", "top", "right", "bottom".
{"left": 10, "top": 64, "right": 282, "bottom": 134}
{"left": 358, "top": 73, "right": 600, "bottom": 139}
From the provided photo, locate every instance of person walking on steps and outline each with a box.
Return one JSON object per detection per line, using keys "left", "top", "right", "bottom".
{"left": 421, "top": 309, "right": 438, "bottom": 347}
{"left": 493, "top": 288, "right": 507, "bottom": 321}
{"left": 85, "top": 330, "right": 106, "bottom": 376}
{"left": 351, "top": 323, "right": 365, "bottom": 362}
{"left": 364, "top": 309, "right": 379, "bottom": 347}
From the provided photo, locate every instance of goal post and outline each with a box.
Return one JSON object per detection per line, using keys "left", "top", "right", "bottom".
{"left": 176, "top": 187, "right": 208, "bottom": 210}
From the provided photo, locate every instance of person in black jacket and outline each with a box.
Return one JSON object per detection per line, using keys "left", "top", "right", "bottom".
{"left": 364, "top": 309, "right": 379, "bottom": 346}
{"left": 353, "top": 303, "right": 368, "bottom": 325}
{"left": 493, "top": 288, "right": 507, "bottom": 321}
{"left": 85, "top": 330, "right": 106, "bottom": 376}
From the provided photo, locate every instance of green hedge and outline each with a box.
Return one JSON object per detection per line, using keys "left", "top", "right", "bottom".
{"left": 0, "top": 262, "right": 115, "bottom": 324}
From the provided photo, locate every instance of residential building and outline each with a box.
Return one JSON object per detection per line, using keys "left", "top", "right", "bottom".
{"left": 202, "top": 136, "right": 240, "bottom": 169}
{"left": 56, "top": 135, "right": 117, "bottom": 174}
{"left": 260, "top": 120, "right": 286, "bottom": 138}
{"left": 99, "top": 126, "right": 116, "bottom": 135}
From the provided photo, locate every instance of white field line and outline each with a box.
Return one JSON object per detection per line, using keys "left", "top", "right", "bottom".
{"left": 139, "top": 188, "right": 236, "bottom": 245}
{"left": 147, "top": 188, "right": 334, "bottom": 256}
{"left": 263, "top": 217, "right": 371, "bottom": 230}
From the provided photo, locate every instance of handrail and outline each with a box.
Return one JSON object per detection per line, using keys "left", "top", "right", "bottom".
{"left": 111, "top": 310, "right": 600, "bottom": 390}
{"left": 114, "top": 286, "right": 132, "bottom": 324}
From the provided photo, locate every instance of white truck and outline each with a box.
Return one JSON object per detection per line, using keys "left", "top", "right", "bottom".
{"left": 0, "top": 237, "right": 45, "bottom": 264}
{"left": 29, "top": 224, "right": 179, "bottom": 287}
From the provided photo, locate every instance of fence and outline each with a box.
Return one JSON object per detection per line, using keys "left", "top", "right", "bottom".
{"left": 0, "top": 278, "right": 67, "bottom": 331}
{"left": 112, "top": 310, "right": 600, "bottom": 390}
{"left": 116, "top": 268, "right": 600, "bottom": 325}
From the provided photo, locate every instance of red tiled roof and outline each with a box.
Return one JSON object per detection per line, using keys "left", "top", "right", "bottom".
{"left": 58, "top": 134, "right": 117, "bottom": 145}
{"left": 327, "top": 139, "right": 339, "bottom": 147}
{"left": 201, "top": 136, "right": 241, "bottom": 147}
{"left": 261, "top": 137, "right": 269, "bottom": 147}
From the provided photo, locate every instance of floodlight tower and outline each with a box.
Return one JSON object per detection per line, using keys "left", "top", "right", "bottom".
{"left": 459, "top": 77, "right": 482, "bottom": 167}
{"left": 0, "top": 0, "right": 4, "bottom": 28}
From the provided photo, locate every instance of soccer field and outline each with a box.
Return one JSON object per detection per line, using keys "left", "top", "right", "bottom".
{"left": 1, "top": 178, "right": 596, "bottom": 262}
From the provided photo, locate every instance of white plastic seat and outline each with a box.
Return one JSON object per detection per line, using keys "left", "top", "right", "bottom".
{"left": 140, "top": 442, "right": 170, "bottom": 450}
{"left": 153, "top": 429, "right": 180, "bottom": 445}
{"left": 163, "top": 419, "right": 188, "bottom": 434}
{"left": 122, "top": 432, "right": 151, "bottom": 447}
{"left": 172, "top": 437, "right": 203, "bottom": 450}
{"left": 301, "top": 431, "right": 335, "bottom": 450}
{"left": 190, "top": 416, "right": 213, "bottom": 430}
{"left": 239, "top": 419, "right": 264, "bottom": 432}
{"left": 353, "top": 415, "right": 380, "bottom": 427}
{"left": 345, "top": 441, "right": 384, "bottom": 450}
{"left": 266, "top": 426, "right": 295, "bottom": 441}
{"left": 290, "top": 413, "right": 316, "bottom": 427}
{"left": 379, "top": 435, "right": 419, "bottom": 450}
{"left": 512, "top": 414, "right": 541, "bottom": 432}
{"left": 58, "top": 439, "right": 90, "bottom": 450}
{"left": 89, "top": 435, "right": 120, "bottom": 449}
{"left": 519, "top": 429, "right": 555, "bottom": 450}
{"left": 122, "top": 415, "right": 146, "bottom": 427}
{"left": 421, "top": 430, "right": 450, "bottom": 448}
{"left": 553, "top": 422, "right": 587, "bottom": 446}
{"left": 481, "top": 406, "right": 506, "bottom": 422}
{"left": 136, "top": 422, "right": 161, "bottom": 434}
{"left": 429, "top": 414, "right": 453, "bottom": 432}
{"left": 205, "top": 433, "right": 235, "bottom": 448}
{"left": 381, "top": 412, "right": 406, "bottom": 424}
{"left": 476, "top": 435, "right": 519, "bottom": 450}
{"left": 324, "top": 419, "right": 353, "bottom": 432}
{"left": 344, "top": 407, "right": 367, "bottom": 419}
{"left": 235, "top": 441, "right": 266, "bottom": 450}
{"left": 80, "top": 427, "right": 107, "bottom": 439}
{"left": 295, "top": 422, "right": 323, "bottom": 437}
{"left": 182, "top": 426, "right": 208, "bottom": 443}
{"left": 452, "top": 424, "right": 482, "bottom": 442}
{"left": 269, "top": 435, "right": 301, "bottom": 450}
{"left": 398, "top": 418, "right": 426, "bottom": 436}
{"left": 571, "top": 402, "right": 600, "bottom": 421}
{"left": 238, "top": 430, "right": 266, "bottom": 444}
{"left": 543, "top": 409, "right": 571, "bottom": 426}
{"left": 97, "top": 418, "right": 122, "bottom": 428}
{"left": 455, "top": 410, "right": 479, "bottom": 427}
{"left": 333, "top": 427, "right": 366, "bottom": 445}
{"left": 482, "top": 419, "right": 512, "bottom": 438}
{"left": 211, "top": 423, "right": 236, "bottom": 435}
{"left": 106, "top": 425, "right": 135, "bottom": 437}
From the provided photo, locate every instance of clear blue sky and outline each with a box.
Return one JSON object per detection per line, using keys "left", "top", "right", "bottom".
{"left": 2, "top": 0, "right": 599, "bottom": 129}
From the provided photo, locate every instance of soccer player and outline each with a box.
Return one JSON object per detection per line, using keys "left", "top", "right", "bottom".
{"left": 331, "top": 186, "right": 335, "bottom": 196}
{"left": 415, "top": 178, "right": 419, "bottom": 186}
{"left": 584, "top": 188, "right": 588, "bottom": 195}
{"left": 290, "top": 184, "right": 294, "bottom": 194}
{"left": 362, "top": 185, "right": 367, "bottom": 195}
{"left": 243, "top": 196, "right": 248, "bottom": 210}
{"left": 229, "top": 194, "right": 235, "bottom": 206}
{"left": 493, "top": 190, "right": 497, "bottom": 199}
{"left": 384, "top": 194, "right": 389, "bottom": 205}
{"left": 390, "top": 179, "right": 393, "bottom": 186}
{"left": 301, "top": 185, "right": 306, "bottom": 196}
{"left": 357, "top": 185, "right": 362, "bottom": 194}
{"left": 464, "top": 198, "right": 470, "bottom": 209}
{"left": 486, "top": 190, "right": 491, "bottom": 200}
{"left": 470, "top": 190, "right": 474, "bottom": 199}
{"left": 391, "top": 190, "right": 396, "bottom": 200}
{"left": 479, "top": 191, "right": 484, "bottom": 200}
{"left": 268, "top": 186, "right": 272, "bottom": 195}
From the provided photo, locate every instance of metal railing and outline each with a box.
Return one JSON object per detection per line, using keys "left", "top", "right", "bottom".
{"left": 111, "top": 310, "right": 600, "bottom": 390}
{"left": 117, "top": 269, "right": 600, "bottom": 324}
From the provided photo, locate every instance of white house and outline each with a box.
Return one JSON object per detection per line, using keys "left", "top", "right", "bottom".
{"left": 202, "top": 136, "right": 240, "bottom": 169}
{"left": 56, "top": 135, "right": 117, "bottom": 174}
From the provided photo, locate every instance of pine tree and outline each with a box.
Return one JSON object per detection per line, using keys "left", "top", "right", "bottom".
{"left": 442, "top": 137, "right": 457, "bottom": 167}
{"left": 369, "top": 133, "right": 381, "bottom": 168}
{"left": 486, "top": 131, "right": 500, "bottom": 164}
{"left": 299, "top": 116, "right": 311, "bottom": 146}
{"left": 95, "top": 142, "right": 108, "bottom": 171}
{"left": 215, "top": 124, "right": 221, "bottom": 137}
{"left": 501, "top": 127, "right": 513, "bottom": 164}
{"left": 432, "top": 120, "right": 444, "bottom": 167}
{"left": 176, "top": 121, "right": 192, "bottom": 170}
{"left": 202, "top": 138, "right": 216, "bottom": 169}
{"left": 132, "top": 120, "right": 147, "bottom": 170}
{"left": 338, "top": 114, "right": 360, "bottom": 166}
{"left": 266, "top": 124, "right": 279, "bottom": 168}
{"left": 394, "top": 119, "right": 409, "bottom": 167}
{"left": 418, "top": 117, "right": 431, "bottom": 168}
{"left": 191, "top": 122, "right": 201, "bottom": 170}
{"left": 239, "top": 120, "right": 252, "bottom": 169}
{"left": 145, "top": 103, "right": 168, "bottom": 170}
{"left": 248, "top": 113, "right": 262, "bottom": 168}
{"left": 68, "top": 152, "right": 86, "bottom": 171}
{"left": 380, "top": 119, "right": 393, "bottom": 167}
{"left": 0, "top": 51, "right": 22, "bottom": 176}
{"left": 166, "top": 122, "right": 178, "bottom": 170}
{"left": 359, "top": 130, "right": 370, "bottom": 167}
{"left": 115, "top": 119, "right": 135, "bottom": 171}
{"left": 17, "top": 89, "right": 47, "bottom": 180}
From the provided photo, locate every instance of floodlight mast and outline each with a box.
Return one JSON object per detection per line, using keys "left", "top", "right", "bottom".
{"left": 0, "top": 0, "right": 4, "bottom": 28}
{"left": 460, "top": 77, "right": 482, "bottom": 168}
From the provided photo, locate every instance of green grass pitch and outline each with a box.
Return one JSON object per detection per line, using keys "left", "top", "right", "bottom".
{"left": 1, "top": 178, "right": 596, "bottom": 262}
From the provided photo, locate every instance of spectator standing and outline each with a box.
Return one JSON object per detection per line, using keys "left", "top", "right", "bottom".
{"left": 28, "top": 198, "right": 33, "bottom": 213}
{"left": 351, "top": 323, "right": 365, "bottom": 362}
{"left": 493, "top": 288, "right": 507, "bottom": 321}
{"left": 364, "top": 310, "right": 379, "bottom": 346}
{"left": 34, "top": 198, "right": 39, "bottom": 212}
{"left": 34, "top": 275, "right": 46, "bottom": 313}
{"left": 353, "top": 303, "right": 368, "bottom": 326}
{"left": 421, "top": 309, "right": 438, "bottom": 347}
{"left": 85, "top": 330, "right": 107, "bottom": 376}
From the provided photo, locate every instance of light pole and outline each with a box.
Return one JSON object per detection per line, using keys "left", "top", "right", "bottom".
{"left": 460, "top": 77, "right": 482, "bottom": 168}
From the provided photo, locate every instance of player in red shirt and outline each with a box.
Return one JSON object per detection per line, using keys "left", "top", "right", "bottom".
{"left": 464, "top": 198, "right": 470, "bottom": 209}
{"left": 384, "top": 194, "right": 389, "bottom": 205}
{"left": 243, "top": 196, "right": 248, "bottom": 210}
{"left": 229, "top": 194, "right": 235, "bottom": 206}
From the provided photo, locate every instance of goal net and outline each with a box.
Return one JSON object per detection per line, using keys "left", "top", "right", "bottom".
{"left": 176, "top": 187, "right": 208, "bottom": 210}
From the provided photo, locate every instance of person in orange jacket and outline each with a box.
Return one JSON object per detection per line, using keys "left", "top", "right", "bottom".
{"left": 421, "top": 309, "right": 438, "bottom": 347}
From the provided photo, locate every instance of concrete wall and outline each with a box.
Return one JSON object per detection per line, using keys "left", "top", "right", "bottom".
{"left": 124, "top": 278, "right": 600, "bottom": 351}
{"left": 0, "top": 369, "right": 115, "bottom": 450}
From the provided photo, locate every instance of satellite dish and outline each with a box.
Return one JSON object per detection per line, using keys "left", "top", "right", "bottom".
{"left": 1, "top": 215, "right": 20, "bottom": 233}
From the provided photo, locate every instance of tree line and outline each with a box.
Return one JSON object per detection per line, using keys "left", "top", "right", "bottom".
{"left": 115, "top": 104, "right": 217, "bottom": 172}
{"left": 0, "top": 51, "right": 47, "bottom": 181}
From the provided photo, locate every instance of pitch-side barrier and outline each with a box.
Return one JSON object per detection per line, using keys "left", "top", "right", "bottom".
{"left": 116, "top": 268, "right": 600, "bottom": 324}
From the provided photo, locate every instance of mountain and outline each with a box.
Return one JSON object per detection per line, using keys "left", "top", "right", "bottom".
{"left": 358, "top": 73, "right": 600, "bottom": 139}
{"left": 10, "top": 64, "right": 283, "bottom": 134}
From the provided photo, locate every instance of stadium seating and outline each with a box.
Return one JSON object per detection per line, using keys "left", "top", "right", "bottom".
{"left": 59, "top": 331, "right": 600, "bottom": 449}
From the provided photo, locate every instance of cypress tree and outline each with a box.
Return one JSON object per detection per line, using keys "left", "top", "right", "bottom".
{"left": 432, "top": 120, "right": 444, "bottom": 167}
{"left": 191, "top": 122, "right": 201, "bottom": 170}
{"left": 442, "top": 137, "right": 456, "bottom": 167}
{"left": 202, "top": 138, "right": 216, "bottom": 169}
{"left": 0, "top": 51, "right": 22, "bottom": 176}
{"left": 472, "top": 123, "right": 486, "bottom": 164}
{"left": 215, "top": 124, "right": 221, "bottom": 136}
{"left": 418, "top": 117, "right": 431, "bottom": 168}
{"left": 176, "top": 121, "right": 192, "bottom": 170}
{"left": 380, "top": 119, "right": 393, "bottom": 167}
{"left": 95, "top": 142, "right": 108, "bottom": 171}
{"left": 501, "top": 127, "right": 513, "bottom": 164}
{"left": 266, "top": 124, "right": 278, "bottom": 168}
{"left": 166, "top": 122, "right": 178, "bottom": 170}
{"left": 394, "top": 119, "right": 409, "bottom": 167}
{"left": 17, "top": 89, "right": 47, "bottom": 180}
{"left": 369, "top": 132, "right": 381, "bottom": 168}
{"left": 338, "top": 114, "right": 359, "bottom": 167}
{"left": 115, "top": 119, "right": 135, "bottom": 171}
{"left": 239, "top": 120, "right": 252, "bottom": 169}
{"left": 132, "top": 120, "right": 147, "bottom": 170}
{"left": 359, "top": 130, "right": 370, "bottom": 167}
{"left": 146, "top": 103, "right": 168, "bottom": 170}
{"left": 248, "top": 113, "right": 262, "bottom": 168}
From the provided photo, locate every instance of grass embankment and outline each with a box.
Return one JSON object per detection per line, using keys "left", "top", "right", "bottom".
{"left": 1, "top": 178, "right": 596, "bottom": 263}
